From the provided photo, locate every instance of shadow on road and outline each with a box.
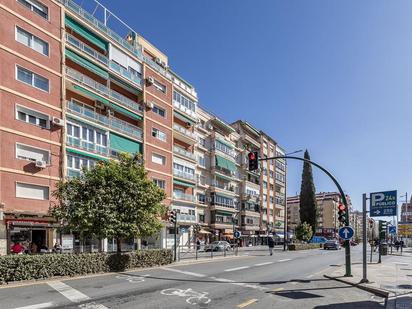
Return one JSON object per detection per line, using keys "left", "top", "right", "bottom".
{"left": 313, "top": 300, "right": 382, "bottom": 308}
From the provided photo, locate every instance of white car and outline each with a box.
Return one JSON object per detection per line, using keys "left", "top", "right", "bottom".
{"left": 204, "top": 241, "right": 232, "bottom": 252}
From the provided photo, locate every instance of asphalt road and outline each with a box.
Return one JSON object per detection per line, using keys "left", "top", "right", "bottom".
{"left": 0, "top": 246, "right": 388, "bottom": 309}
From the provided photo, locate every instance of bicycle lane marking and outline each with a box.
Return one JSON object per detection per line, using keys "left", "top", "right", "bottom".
{"left": 160, "top": 288, "right": 211, "bottom": 305}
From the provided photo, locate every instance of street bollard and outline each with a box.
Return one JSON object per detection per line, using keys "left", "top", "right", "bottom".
{"left": 224, "top": 247, "right": 226, "bottom": 257}
{"left": 211, "top": 248, "right": 213, "bottom": 259}
{"left": 196, "top": 247, "right": 198, "bottom": 260}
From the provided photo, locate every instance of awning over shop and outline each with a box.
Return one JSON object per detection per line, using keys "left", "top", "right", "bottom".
{"left": 65, "top": 48, "right": 109, "bottom": 79}
{"left": 108, "top": 102, "right": 143, "bottom": 121}
{"left": 215, "top": 155, "right": 236, "bottom": 172}
{"left": 174, "top": 111, "right": 195, "bottom": 125}
{"left": 65, "top": 16, "right": 108, "bottom": 51}
{"left": 66, "top": 147, "right": 109, "bottom": 161}
{"left": 198, "top": 229, "right": 211, "bottom": 234}
{"left": 110, "top": 133, "right": 142, "bottom": 154}
{"left": 173, "top": 179, "right": 195, "bottom": 188}
{"left": 72, "top": 84, "right": 110, "bottom": 104}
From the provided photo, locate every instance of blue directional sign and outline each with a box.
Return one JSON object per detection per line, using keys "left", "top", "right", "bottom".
{"left": 389, "top": 226, "right": 396, "bottom": 235}
{"left": 234, "top": 231, "right": 241, "bottom": 239}
{"left": 338, "top": 226, "right": 354, "bottom": 240}
{"left": 370, "top": 190, "right": 397, "bottom": 217}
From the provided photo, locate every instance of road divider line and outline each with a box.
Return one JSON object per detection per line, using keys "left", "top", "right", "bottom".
{"left": 254, "top": 262, "right": 274, "bottom": 266}
{"left": 271, "top": 287, "right": 284, "bottom": 292}
{"left": 48, "top": 281, "right": 90, "bottom": 303}
{"left": 224, "top": 266, "right": 250, "bottom": 272}
{"left": 159, "top": 267, "right": 206, "bottom": 277}
{"left": 12, "top": 303, "right": 54, "bottom": 309}
{"left": 306, "top": 274, "right": 314, "bottom": 278}
{"left": 277, "top": 259, "right": 292, "bottom": 262}
{"left": 237, "top": 298, "right": 258, "bottom": 308}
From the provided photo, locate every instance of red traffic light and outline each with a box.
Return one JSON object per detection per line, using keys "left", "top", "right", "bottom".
{"left": 338, "top": 204, "right": 346, "bottom": 211}
{"left": 248, "top": 153, "right": 256, "bottom": 160}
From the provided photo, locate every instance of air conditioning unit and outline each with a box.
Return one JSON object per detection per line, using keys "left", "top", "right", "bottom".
{"left": 185, "top": 122, "right": 191, "bottom": 128}
{"left": 35, "top": 160, "right": 47, "bottom": 168}
{"left": 52, "top": 117, "right": 64, "bottom": 127}
{"left": 95, "top": 101, "right": 105, "bottom": 109}
{"left": 106, "top": 109, "right": 114, "bottom": 117}
{"left": 146, "top": 101, "right": 155, "bottom": 109}
{"left": 207, "top": 124, "right": 213, "bottom": 130}
{"left": 155, "top": 57, "right": 162, "bottom": 65}
{"left": 147, "top": 77, "right": 155, "bottom": 85}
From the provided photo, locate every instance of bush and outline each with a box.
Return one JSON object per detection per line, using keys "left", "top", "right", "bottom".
{"left": 288, "top": 243, "right": 321, "bottom": 251}
{"left": 0, "top": 249, "right": 172, "bottom": 284}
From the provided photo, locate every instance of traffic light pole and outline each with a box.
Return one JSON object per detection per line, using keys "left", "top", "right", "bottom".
{"left": 259, "top": 155, "right": 352, "bottom": 277}
{"left": 174, "top": 219, "right": 177, "bottom": 262}
{"left": 361, "top": 193, "right": 368, "bottom": 283}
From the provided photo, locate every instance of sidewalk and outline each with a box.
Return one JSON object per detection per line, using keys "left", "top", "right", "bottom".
{"left": 325, "top": 248, "right": 412, "bottom": 299}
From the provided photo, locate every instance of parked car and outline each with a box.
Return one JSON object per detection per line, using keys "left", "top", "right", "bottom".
{"left": 310, "top": 236, "right": 328, "bottom": 244}
{"left": 323, "top": 240, "right": 341, "bottom": 250}
{"left": 204, "top": 241, "right": 232, "bottom": 252}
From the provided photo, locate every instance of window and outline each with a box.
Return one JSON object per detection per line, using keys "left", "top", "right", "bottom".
{"left": 66, "top": 121, "right": 107, "bottom": 155}
{"left": 16, "top": 143, "right": 49, "bottom": 163}
{"left": 66, "top": 154, "right": 96, "bottom": 177}
{"left": 263, "top": 181, "right": 267, "bottom": 188}
{"left": 153, "top": 178, "right": 165, "bottom": 189}
{"left": 152, "top": 105, "right": 165, "bottom": 117}
{"left": 198, "top": 214, "right": 205, "bottom": 223}
{"left": 152, "top": 128, "right": 166, "bottom": 141}
{"left": 212, "top": 194, "right": 234, "bottom": 207}
{"left": 173, "top": 90, "right": 196, "bottom": 113}
{"left": 16, "top": 66, "right": 49, "bottom": 92}
{"left": 173, "top": 162, "right": 195, "bottom": 176}
{"left": 152, "top": 153, "right": 166, "bottom": 165}
{"left": 16, "top": 105, "right": 49, "bottom": 128}
{"left": 198, "top": 155, "right": 205, "bottom": 167}
{"left": 17, "top": 0, "right": 48, "bottom": 19}
{"left": 198, "top": 137, "right": 206, "bottom": 148}
{"left": 214, "top": 140, "right": 235, "bottom": 157}
{"left": 16, "top": 27, "right": 49, "bottom": 56}
{"left": 197, "top": 193, "right": 206, "bottom": 204}
{"left": 153, "top": 80, "right": 166, "bottom": 93}
{"left": 16, "top": 182, "right": 49, "bottom": 200}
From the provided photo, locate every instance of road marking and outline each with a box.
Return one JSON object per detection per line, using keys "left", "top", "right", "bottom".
{"left": 277, "top": 259, "right": 292, "bottom": 262}
{"left": 224, "top": 266, "right": 250, "bottom": 272}
{"left": 254, "top": 262, "right": 274, "bottom": 266}
{"left": 12, "top": 303, "right": 54, "bottom": 309}
{"left": 306, "top": 274, "right": 314, "bottom": 278}
{"left": 237, "top": 298, "right": 258, "bottom": 308}
{"left": 271, "top": 287, "right": 284, "bottom": 292}
{"left": 159, "top": 267, "right": 206, "bottom": 277}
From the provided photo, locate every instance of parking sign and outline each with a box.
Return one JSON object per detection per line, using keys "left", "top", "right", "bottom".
{"left": 370, "top": 190, "right": 397, "bottom": 217}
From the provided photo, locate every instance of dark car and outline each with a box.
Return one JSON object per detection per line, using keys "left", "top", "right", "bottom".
{"left": 323, "top": 240, "right": 341, "bottom": 250}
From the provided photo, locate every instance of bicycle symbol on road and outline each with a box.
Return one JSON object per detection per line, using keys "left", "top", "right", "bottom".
{"left": 115, "top": 274, "right": 149, "bottom": 283}
{"left": 161, "top": 288, "right": 211, "bottom": 305}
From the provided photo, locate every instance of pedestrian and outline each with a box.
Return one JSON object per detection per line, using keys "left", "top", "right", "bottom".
{"left": 400, "top": 240, "right": 404, "bottom": 253}
{"left": 196, "top": 239, "right": 200, "bottom": 251}
{"left": 268, "top": 236, "right": 275, "bottom": 256}
{"left": 30, "top": 242, "right": 38, "bottom": 254}
{"left": 395, "top": 240, "right": 400, "bottom": 252}
{"left": 53, "top": 242, "right": 62, "bottom": 253}
{"left": 11, "top": 242, "right": 24, "bottom": 254}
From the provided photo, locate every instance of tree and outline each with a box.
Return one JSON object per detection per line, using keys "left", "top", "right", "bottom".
{"left": 51, "top": 154, "right": 167, "bottom": 252}
{"left": 295, "top": 222, "right": 313, "bottom": 242}
{"left": 299, "top": 150, "right": 318, "bottom": 236}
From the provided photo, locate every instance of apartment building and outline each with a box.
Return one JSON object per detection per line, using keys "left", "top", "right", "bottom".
{"left": 0, "top": 0, "right": 286, "bottom": 254}
{"left": 400, "top": 197, "right": 412, "bottom": 222}
{"left": 287, "top": 192, "right": 352, "bottom": 238}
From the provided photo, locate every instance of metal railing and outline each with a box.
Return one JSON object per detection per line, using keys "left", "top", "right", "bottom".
{"left": 67, "top": 101, "right": 143, "bottom": 140}
{"left": 173, "top": 169, "right": 196, "bottom": 181}
{"left": 173, "top": 123, "right": 197, "bottom": 140}
{"left": 109, "top": 61, "right": 143, "bottom": 87}
{"left": 173, "top": 101, "right": 197, "bottom": 119}
{"left": 66, "top": 136, "right": 108, "bottom": 155}
{"left": 173, "top": 146, "right": 196, "bottom": 160}
{"left": 173, "top": 192, "right": 196, "bottom": 202}
{"left": 177, "top": 214, "right": 196, "bottom": 222}
{"left": 65, "top": 33, "right": 109, "bottom": 65}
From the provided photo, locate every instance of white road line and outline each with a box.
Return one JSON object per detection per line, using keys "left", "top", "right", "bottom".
{"left": 159, "top": 267, "right": 206, "bottom": 277}
{"left": 210, "top": 277, "right": 235, "bottom": 283}
{"left": 12, "top": 303, "right": 54, "bottom": 309}
{"left": 224, "top": 266, "right": 250, "bottom": 272}
{"left": 254, "top": 262, "right": 274, "bottom": 266}
{"left": 277, "top": 259, "right": 292, "bottom": 262}
{"left": 306, "top": 274, "right": 314, "bottom": 278}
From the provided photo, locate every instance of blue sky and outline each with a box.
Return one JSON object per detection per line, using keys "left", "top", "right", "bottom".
{"left": 97, "top": 0, "right": 412, "bottom": 211}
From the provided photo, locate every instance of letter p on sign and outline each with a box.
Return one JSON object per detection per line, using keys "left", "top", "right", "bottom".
{"left": 371, "top": 193, "right": 384, "bottom": 206}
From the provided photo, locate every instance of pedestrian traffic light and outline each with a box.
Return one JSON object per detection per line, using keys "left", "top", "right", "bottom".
{"left": 379, "top": 220, "right": 387, "bottom": 239}
{"left": 248, "top": 151, "right": 259, "bottom": 171}
{"left": 169, "top": 210, "right": 177, "bottom": 224}
{"left": 338, "top": 204, "right": 346, "bottom": 224}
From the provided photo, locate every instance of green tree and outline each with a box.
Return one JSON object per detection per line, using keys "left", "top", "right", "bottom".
{"left": 51, "top": 154, "right": 166, "bottom": 252}
{"left": 295, "top": 222, "right": 313, "bottom": 242}
{"left": 299, "top": 150, "right": 318, "bottom": 236}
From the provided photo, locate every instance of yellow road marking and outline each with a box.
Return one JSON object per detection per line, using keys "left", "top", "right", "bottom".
{"left": 272, "top": 287, "right": 285, "bottom": 292}
{"left": 237, "top": 298, "right": 258, "bottom": 308}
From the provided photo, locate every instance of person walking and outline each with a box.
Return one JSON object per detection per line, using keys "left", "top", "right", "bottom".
{"left": 395, "top": 240, "right": 400, "bottom": 252}
{"left": 268, "top": 235, "right": 275, "bottom": 256}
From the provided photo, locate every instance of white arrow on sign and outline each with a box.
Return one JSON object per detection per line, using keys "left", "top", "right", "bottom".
{"left": 374, "top": 210, "right": 381, "bottom": 215}
{"left": 343, "top": 228, "right": 350, "bottom": 238}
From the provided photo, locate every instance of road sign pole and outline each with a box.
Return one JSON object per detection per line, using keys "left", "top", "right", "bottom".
{"left": 361, "top": 193, "right": 368, "bottom": 283}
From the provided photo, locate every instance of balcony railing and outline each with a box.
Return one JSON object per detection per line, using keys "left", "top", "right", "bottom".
{"left": 109, "top": 61, "right": 143, "bottom": 87}
{"left": 173, "top": 124, "right": 197, "bottom": 140}
{"left": 66, "top": 136, "right": 108, "bottom": 155}
{"left": 65, "top": 33, "right": 109, "bottom": 65}
{"left": 173, "top": 169, "right": 196, "bottom": 181}
{"left": 173, "top": 146, "right": 196, "bottom": 161}
{"left": 67, "top": 101, "right": 143, "bottom": 140}
{"left": 177, "top": 214, "right": 196, "bottom": 222}
{"left": 173, "top": 101, "right": 197, "bottom": 119}
{"left": 212, "top": 181, "right": 236, "bottom": 193}
{"left": 66, "top": 68, "right": 143, "bottom": 114}
{"left": 173, "top": 192, "right": 195, "bottom": 202}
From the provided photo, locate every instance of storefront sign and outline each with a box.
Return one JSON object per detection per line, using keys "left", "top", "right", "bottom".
{"left": 61, "top": 234, "right": 74, "bottom": 250}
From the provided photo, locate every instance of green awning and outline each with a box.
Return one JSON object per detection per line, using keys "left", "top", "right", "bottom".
{"left": 174, "top": 111, "right": 195, "bottom": 125}
{"left": 66, "top": 147, "right": 109, "bottom": 161}
{"left": 110, "top": 74, "right": 141, "bottom": 94}
{"left": 73, "top": 84, "right": 110, "bottom": 104}
{"left": 215, "top": 155, "right": 236, "bottom": 172}
{"left": 110, "top": 133, "right": 142, "bottom": 154}
{"left": 216, "top": 137, "right": 234, "bottom": 149}
{"left": 108, "top": 103, "right": 143, "bottom": 121}
{"left": 215, "top": 192, "right": 235, "bottom": 199}
{"left": 65, "top": 16, "right": 108, "bottom": 51}
{"left": 66, "top": 48, "right": 109, "bottom": 79}
{"left": 173, "top": 179, "right": 195, "bottom": 188}
{"left": 215, "top": 210, "right": 234, "bottom": 216}
{"left": 215, "top": 173, "right": 233, "bottom": 182}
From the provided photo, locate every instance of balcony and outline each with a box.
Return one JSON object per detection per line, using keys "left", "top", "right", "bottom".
{"left": 173, "top": 146, "right": 196, "bottom": 161}
{"left": 173, "top": 192, "right": 195, "bottom": 202}
{"left": 66, "top": 67, "right": 143, "bottom": 114}
{"left": 65, "top": 33, "right": 109, "bottom": 66}
{"left": 66, "top": 136, "right": 108, "bottom": 156}
{"left": 173, "top": 169, "right": 196, "bottom": 182}
{"left": 177, "top": 214, "right": 196, "bottom": 223}
{"left": 109, "top": 61, "right": 143, "bottom": 88}
{"left": 173, "top": 124, "right": 197, "bottom": 143}
{"left": 67, "top": 101, "right": 143, "bottom": 140}
{"left": 173, "top": 101, "right": 197, "bottom": 120}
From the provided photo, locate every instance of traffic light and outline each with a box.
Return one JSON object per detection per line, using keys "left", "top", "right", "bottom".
{"left": 378, "top": 220, "right": 387, "bottom": 239}
{"left": 338, "top": 203, "right": 346, "bottom": 225}
{"left": 169, "top": 210, "right": 177, "bottom": 224}
{"left": 248, "top": 151, "right": 259, "bottom": 171}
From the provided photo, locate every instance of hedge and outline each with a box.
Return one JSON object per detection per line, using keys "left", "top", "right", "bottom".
{"left": 288, "top": 243, "right": 322, "bottom": 251}
{"left": 0, "top": 249, "right": 172, "bottom": 284}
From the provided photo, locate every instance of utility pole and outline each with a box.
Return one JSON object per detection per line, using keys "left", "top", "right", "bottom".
{"left": 361, "top": 193, "right": 368, "bottom": 283}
